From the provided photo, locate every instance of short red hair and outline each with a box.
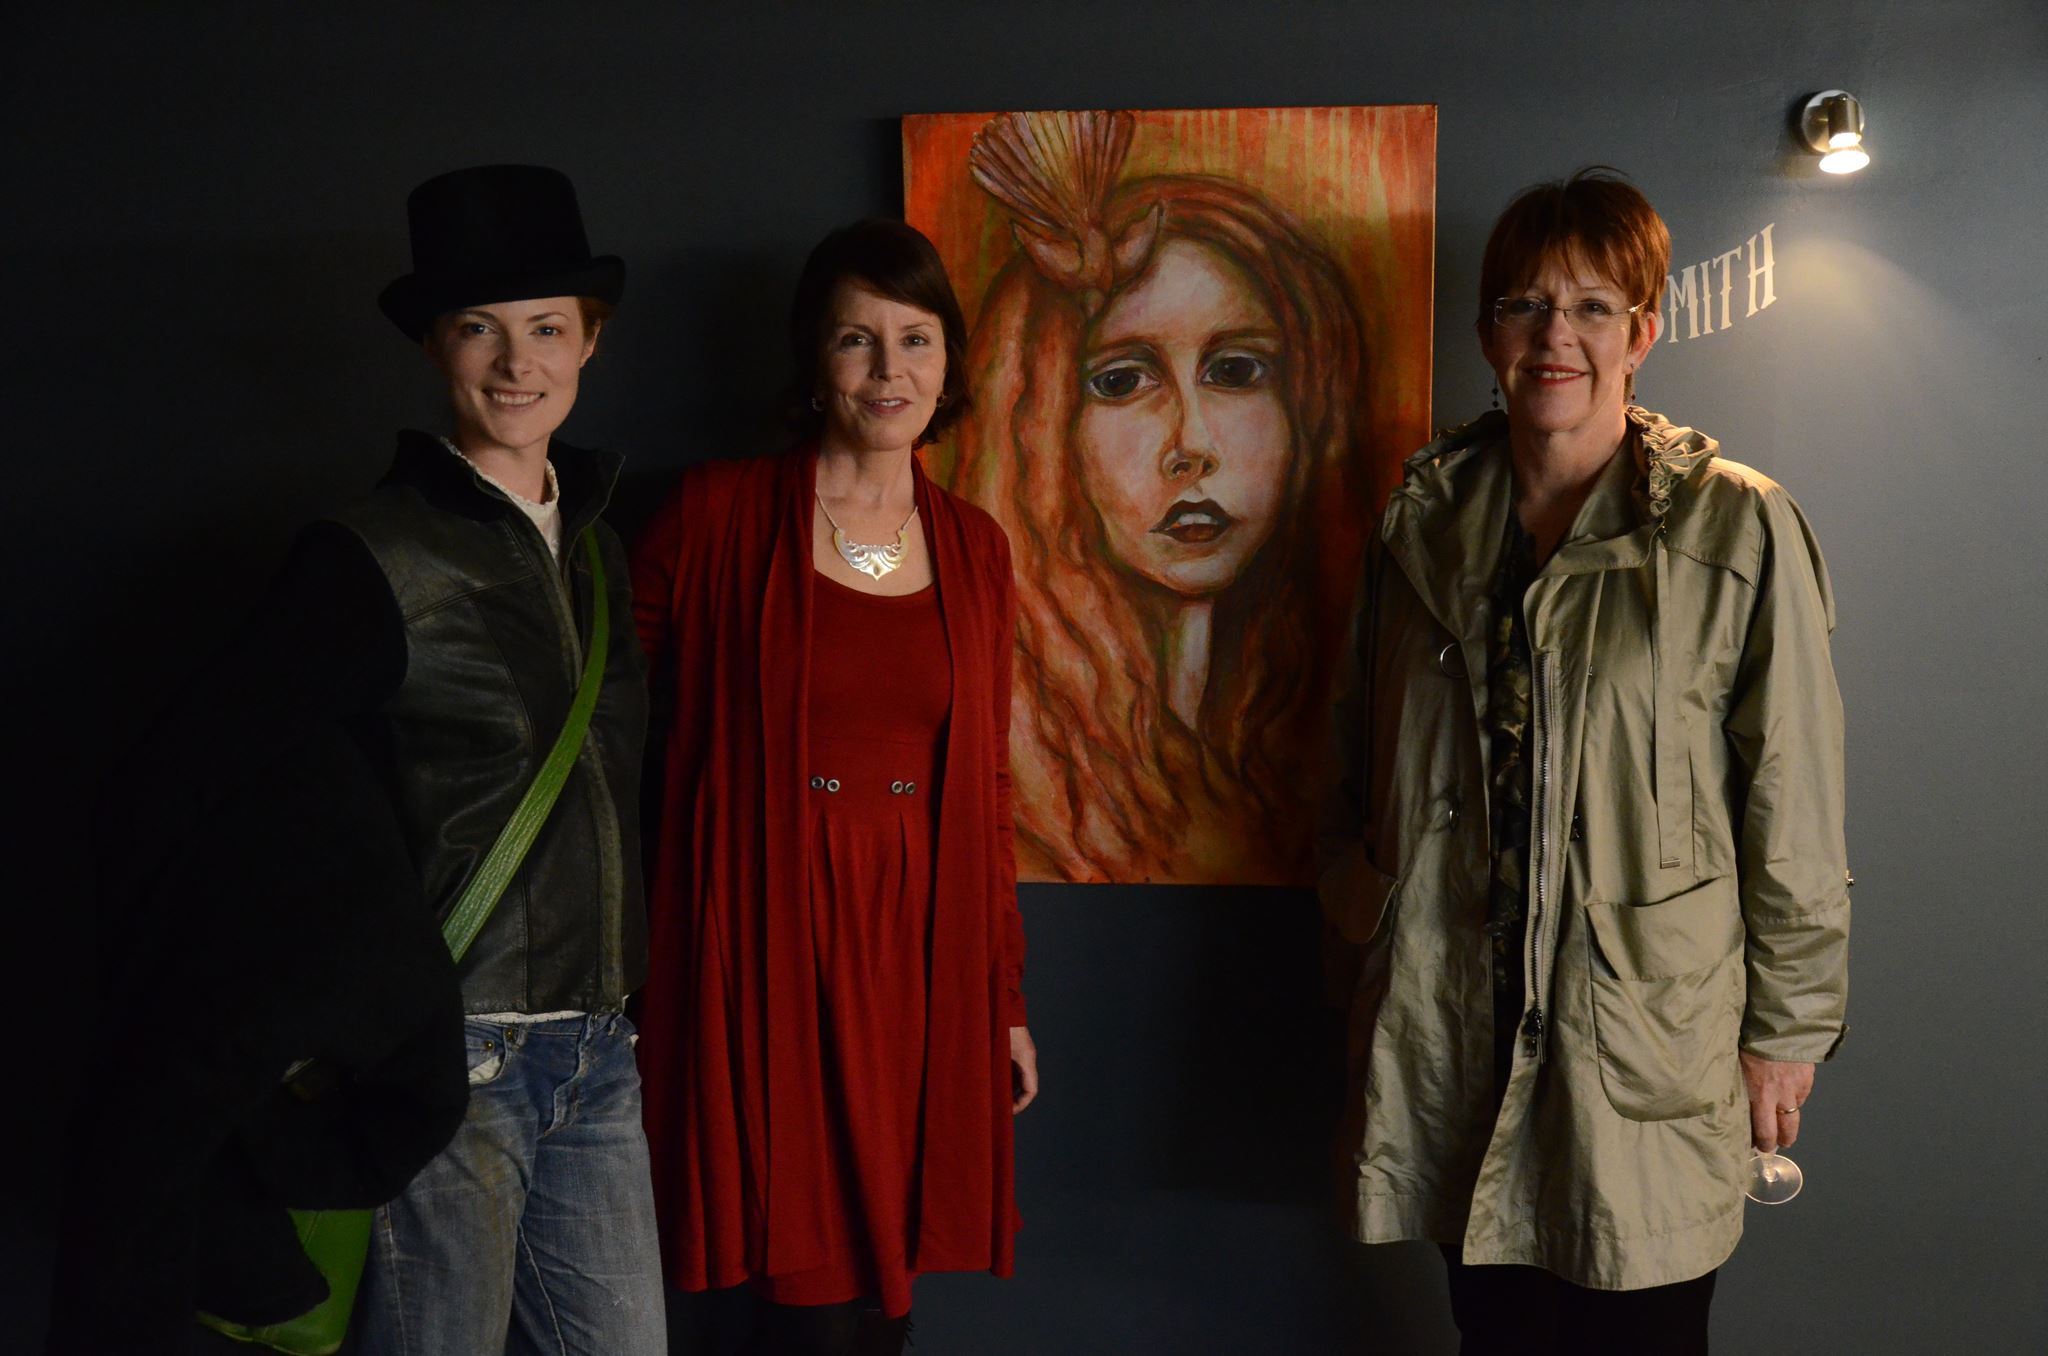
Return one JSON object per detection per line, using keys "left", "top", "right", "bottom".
{"left": 1478, "top": 167, "right": 1670, "bottom": 343}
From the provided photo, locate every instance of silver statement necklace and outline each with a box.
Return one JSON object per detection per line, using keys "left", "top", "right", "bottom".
{"left": 816, "top": 494, "right": 918, "bottom": 581}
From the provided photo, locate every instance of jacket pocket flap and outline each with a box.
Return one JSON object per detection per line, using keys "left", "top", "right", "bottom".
{"left": 1586, "top": 876, "right": 1742, "bottom": 980}
{"left": 1317, "top": 844, "right": 1400, "bottom": 946}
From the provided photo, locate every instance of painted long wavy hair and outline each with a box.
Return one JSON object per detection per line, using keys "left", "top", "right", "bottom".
{"left": 949, "top": 112, "right": 1369, "bottom": 881}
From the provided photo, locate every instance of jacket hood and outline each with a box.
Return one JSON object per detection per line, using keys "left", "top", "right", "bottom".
{"left": 1392, "top": 406, "right": 1718, "bottom": 522}
{"left": 1629, "top": 406, "right": 1719, "bottom": 524}
{"left": 1381, "top": 406, "right": 1721, "bottom": 638}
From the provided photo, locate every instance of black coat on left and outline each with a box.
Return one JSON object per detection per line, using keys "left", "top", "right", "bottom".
{"left": 46, "top": 727, "right": 466, "bottom": 1353}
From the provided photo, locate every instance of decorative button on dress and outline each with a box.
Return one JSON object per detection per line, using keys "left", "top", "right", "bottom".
{"left": 754, "top": 568, "right": 952, "bottom": 1311}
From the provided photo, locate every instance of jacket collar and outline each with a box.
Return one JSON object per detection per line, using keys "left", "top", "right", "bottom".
{"left": 1547, "top": 407, "right": 1720, "bottom": 578}
{"left": 1382, "top": 406, "right": 1719, "bottom": 629}
{"left": 386, "top": 428, "right": 623, "bottom": 543}
{"left": 1381, "top": 410, "right": 1511, "bottom": 638}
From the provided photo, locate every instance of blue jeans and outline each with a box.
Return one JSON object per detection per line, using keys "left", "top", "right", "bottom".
{"left": 346, "top": 1013, "right": 667, "bottom": 1356}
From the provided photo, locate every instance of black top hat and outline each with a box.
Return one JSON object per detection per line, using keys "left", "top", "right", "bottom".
{"left": 378, "top": 164, "right": 625, "bottom": 341}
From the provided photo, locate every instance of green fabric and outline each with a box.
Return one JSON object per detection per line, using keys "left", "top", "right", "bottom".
{"left": 196, "top": 1210, "right": 372, "bottom": 1355}
{"left": 197, "top": 528, "right": 610, "bottom": 1353}
{"left": 1316, "top": 407, "right": 1850, "bottom": 1289}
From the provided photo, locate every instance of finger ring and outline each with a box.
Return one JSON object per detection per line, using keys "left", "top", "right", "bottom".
{"left": 1777, "top": 1106, "right": 1801, "bottom": 1116}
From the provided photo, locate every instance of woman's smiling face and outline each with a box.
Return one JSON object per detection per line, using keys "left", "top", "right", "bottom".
{"left": 816, "top": 281, "right": 948, "bottom": 456}
{"left": 1074, "top": 238, "right": 1291, "bottom": 598}
{"left": 427, "top": 297, "right": 596, "bottom": 460}
{"left": 1480, "top": 259, "right": 1657, "bottom": 441}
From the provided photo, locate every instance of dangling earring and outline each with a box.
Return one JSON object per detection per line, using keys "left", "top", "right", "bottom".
{"left": 810, "top": 395, "right": 823, "bottom": 412}
{"left": 935, "top": 392, "right": 947, "bottom": 406}
{"left": 1624, "top": 366, "right": 1636, "bottom": 405}
{"left": 1491, "top": 383, "right": 1501, "bottom": 410}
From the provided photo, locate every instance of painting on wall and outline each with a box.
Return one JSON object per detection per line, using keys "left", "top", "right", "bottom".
{"left": 904, "top": 106, "right": 1436, "bottom": 885}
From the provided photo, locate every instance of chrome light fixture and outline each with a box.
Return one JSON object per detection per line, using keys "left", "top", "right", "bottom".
{"left": 1802, "top": 90, "right": 1870, "bottom": 174}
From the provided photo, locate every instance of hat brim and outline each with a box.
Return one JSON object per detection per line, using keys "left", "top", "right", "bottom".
{"left": 378, "top": 256, "right": 625, "bottom": 341}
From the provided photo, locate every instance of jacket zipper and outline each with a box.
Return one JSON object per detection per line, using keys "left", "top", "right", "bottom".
{"left": 511, "top": 513, "right": 622, "bottom": 1004}
{"left": 519, "top": 520, "right": 585, "bottom": 679}
{"left": 1522, "top": 649, "right": 1557, "bottom": 1059}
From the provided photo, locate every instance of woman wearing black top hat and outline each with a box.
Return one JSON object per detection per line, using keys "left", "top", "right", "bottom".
{"left": 50, "top": 165, "right": 665, "bottom": 1356}
{"left": 345, "top": 163, "right": 663, "bottom": 1356}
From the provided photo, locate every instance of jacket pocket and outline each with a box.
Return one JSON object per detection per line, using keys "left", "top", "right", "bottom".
{"left": 1317, "top": 844, "right": 1400, "bottom": 945}
{"left": 1584, "top": 876, "right": 1743, "bottom": 1121}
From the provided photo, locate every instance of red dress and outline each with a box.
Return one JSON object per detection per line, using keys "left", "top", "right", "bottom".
{"left": 628, "top": 446, "right": 1024, "bottom": 1321}
{"left": 757, "top": 572, "right": 951, "bottom": 1309}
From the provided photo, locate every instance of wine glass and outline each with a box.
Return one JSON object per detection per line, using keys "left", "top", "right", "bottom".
{"left": 1744, "top": 1150, "right": 1803, "bottom": 1205}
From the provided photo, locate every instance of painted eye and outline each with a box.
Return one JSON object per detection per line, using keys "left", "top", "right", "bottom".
{"left": 1500, "top": 298, "right": 1546, "bottom": 321}
{"left": 1578, "top": 300, "right": 1615, "bottom": 318}
{"left": 1086, "top": 364, "right": 1153, "bottom": 400}
{"left": 905, "top": 333, "right": 929, "bottom": 346}
{"left": 1203, "top": 353, "right": 1270, "bottom": 389}
{"left": 837, "top": 332, "right": 869, "bottom": 348}
{"left": 537, "top": 325, "right": 562, "bottom": 337}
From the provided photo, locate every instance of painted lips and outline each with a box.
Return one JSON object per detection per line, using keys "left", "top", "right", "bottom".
{"left": 1151, "top": 498, "right": 1235, "bottom": 545}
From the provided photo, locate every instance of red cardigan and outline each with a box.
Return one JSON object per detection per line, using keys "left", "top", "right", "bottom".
{"left": 630, "top": 444, "right": 1025, "bottom": 1290}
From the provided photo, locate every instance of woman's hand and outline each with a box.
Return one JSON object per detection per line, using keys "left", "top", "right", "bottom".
{"left": 1741, "top": 1051, "right": 1815, "bottom": 1153}
{"left": 1009, "top": 1026, "right": 1038, "bottom": 1113}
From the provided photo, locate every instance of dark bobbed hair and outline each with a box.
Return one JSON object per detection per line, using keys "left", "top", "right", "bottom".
{"left": 785, "top": 219, "right": 971, "bottom": 448}
{"left": 1478, "top": 167, "right": 1671, "bottom": 345}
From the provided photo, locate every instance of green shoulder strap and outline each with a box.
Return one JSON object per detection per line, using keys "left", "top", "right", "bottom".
{"left": 440, "top": 526, "right": 610, "bottom": 961}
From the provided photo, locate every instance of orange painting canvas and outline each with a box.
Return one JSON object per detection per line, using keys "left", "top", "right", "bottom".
{"left": 903, "top": 107, "right": 1435, "bottom": 885}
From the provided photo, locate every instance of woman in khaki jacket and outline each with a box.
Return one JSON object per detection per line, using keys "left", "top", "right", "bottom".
{"left": 1318, "top": 169, "right": 1849, "bottom": 1354}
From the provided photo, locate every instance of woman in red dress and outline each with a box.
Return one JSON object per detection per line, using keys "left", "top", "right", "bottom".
{"left": 631, "top": 219, "right": 1035, "bottom": 1356}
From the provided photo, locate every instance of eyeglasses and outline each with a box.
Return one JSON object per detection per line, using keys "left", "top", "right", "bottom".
{"left": 1491, "top": 296, "right": 1645, "bottom": 334}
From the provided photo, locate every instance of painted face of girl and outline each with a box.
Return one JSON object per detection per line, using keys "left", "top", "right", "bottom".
{"left": 1075, "top": 238, "right": 1291, "bottom": 598}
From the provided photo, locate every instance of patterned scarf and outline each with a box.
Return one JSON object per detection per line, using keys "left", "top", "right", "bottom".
{"left": 1484, "top": 510, "right": 1541, "bottom": 992}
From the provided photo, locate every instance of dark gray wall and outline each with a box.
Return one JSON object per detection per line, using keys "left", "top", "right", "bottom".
{"left": 10, "top": 2, "right": 2046, "bottom": 1351}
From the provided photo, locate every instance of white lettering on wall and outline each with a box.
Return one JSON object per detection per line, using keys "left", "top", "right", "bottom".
{"left": 1667, "top": 263, "right": 1702, "bottom": 340}
{"left": 1664, "top": 223, "right": 1776, "bottom": 342}
{"left": 1746, "top": 223, "right": 1776, "bottom": 317}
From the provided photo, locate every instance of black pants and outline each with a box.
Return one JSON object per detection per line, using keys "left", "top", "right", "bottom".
{"left": 667, "top": 1286, "right": 910, "bottom": 1356}
{"left": 1440, "top": 1247, "right": 1716, "bottom": 1356}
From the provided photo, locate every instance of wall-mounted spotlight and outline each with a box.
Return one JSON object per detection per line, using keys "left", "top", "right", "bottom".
{"left": 1802, "top": 90, "right": 1870, "bottom": 174}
